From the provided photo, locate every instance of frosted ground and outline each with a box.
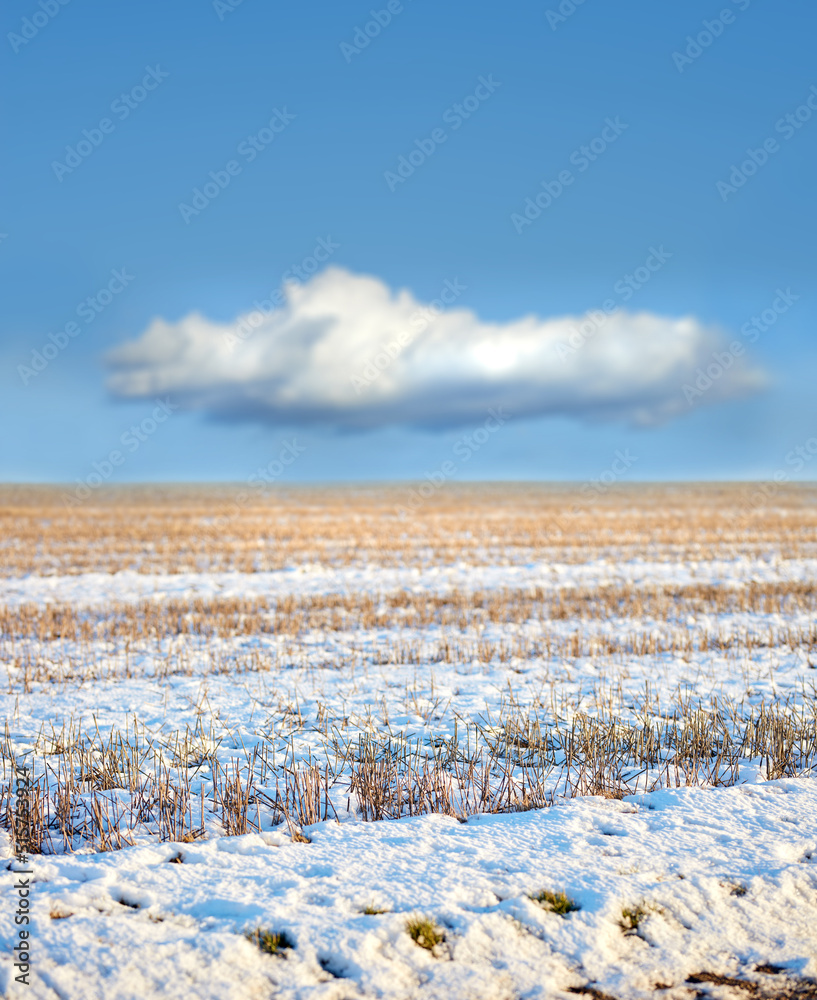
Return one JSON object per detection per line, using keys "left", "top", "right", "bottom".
{"left": 0, "top": 485, "right": 815, "bottom": 999}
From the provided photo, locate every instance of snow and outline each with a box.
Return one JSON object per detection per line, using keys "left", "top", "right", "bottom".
{"left": 2, "top": 555, "right": 816, "bottom": 608}
{"left": 2, "top": 781, "right": 816, "bottom": 998}
{"left": 1, "top": 551, "right": 816, "bottom": 998}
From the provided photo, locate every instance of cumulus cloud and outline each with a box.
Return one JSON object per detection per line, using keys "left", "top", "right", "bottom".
{"left": 106, "top": 267, "right": 766, "bottom": 430}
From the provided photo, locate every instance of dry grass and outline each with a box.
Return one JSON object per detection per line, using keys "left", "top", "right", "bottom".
{"left": 619, "top": 903, "right": 649, "bottom": 933}
{"left": 2, "top": 689, "right": 813, "bottom": 853}
{"left": 1, "top": 483, "right": 815, "bottom": 577}
{"left": 405, "top": 915, "right": 445, "bottom": 950}
{"left": 5, "top": 579, "right": 817, "bottom": 642}
{"left": 529, "top": 889, "right": 580, "bottom": 915}
{"left": 245, "top": 928, "right": 294, "bottom": 956}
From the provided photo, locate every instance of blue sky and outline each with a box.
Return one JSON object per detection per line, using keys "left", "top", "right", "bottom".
{"left": 2, "top": 0, "right": 816, "bottom": 484}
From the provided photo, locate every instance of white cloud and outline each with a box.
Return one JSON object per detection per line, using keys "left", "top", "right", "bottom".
{"left": 106, "top": 267, "right": 766, "bottom": 430}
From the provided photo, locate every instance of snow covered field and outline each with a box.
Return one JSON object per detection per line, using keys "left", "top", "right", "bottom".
{"left": 3, "top": 781, "right": 816, "bottom": 999}
{"left": 3, "top": 555, "right": 817, "bottom": 607}
{"left": 1, "top": 485, "right": 816, "bottom": 998}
